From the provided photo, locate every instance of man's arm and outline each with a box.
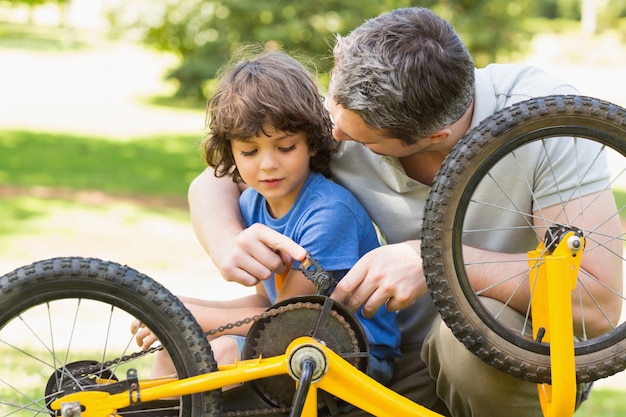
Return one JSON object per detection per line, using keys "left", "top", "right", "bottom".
{"left": 473, "top": 189, "right": 623, "bottom": 337}
{"left": 188, "top": 169, "right": 307, "bottom": 286}
{"left": 188, "top": 168, "right": 248, "bottom": 281}
{"left": 333, "top": 190, "right": 623, "bottom": 338}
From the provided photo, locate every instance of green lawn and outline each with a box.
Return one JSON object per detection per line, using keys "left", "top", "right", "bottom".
{"left": 0, "top": 129, "right": 205, "bottom": 199}
{"left": 576, "top": 388, "right": 626, "bottom": 417}
{"left": 0, "top": 20, "right": 92, "bottom": 51}
{"left": 0, "top": 128, "right": 206, "bottom": 244}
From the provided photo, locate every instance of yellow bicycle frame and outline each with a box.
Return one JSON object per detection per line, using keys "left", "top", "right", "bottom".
{"left": 51, "top": 337, "right": 442, "bottom": 417}
{"left": 528, "top": 231, "right": 584, "bottom": 417}
{"left": 51, "top": 234, "right": 584, "bottom": 417}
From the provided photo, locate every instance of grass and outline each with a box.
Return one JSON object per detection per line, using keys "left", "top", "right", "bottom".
{"left": 0, "top": 129, "right": 206, "bottom": 253}
{"left": 0, "top": 194, "right": 191, "bottom": 248}
{"left": 576, "top": 388, "right": 626, "bottom": 417}
{"left": 0, "top": 194, "right": 65, "bottom": 236}
{"left": 0, "top": 129, "right": 205, "bottom": 200}
{"left": 0, "top": 21, "right": 92, "bottom": 52}
{"left": 615, "top": 188, "right": 626, "bottom": 216}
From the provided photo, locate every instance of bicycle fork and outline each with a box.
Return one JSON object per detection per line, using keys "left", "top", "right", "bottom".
{"left": 528, "top": 226, "right": 585, "bottom": 417}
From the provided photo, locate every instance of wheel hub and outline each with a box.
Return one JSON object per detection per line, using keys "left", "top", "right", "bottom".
{"left": 45, "top": 360, "right": 118, "bottom": 410}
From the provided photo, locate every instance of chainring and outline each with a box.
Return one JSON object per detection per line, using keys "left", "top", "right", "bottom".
{"left": 242, "top": 295, "right": 369, "bottom": 408}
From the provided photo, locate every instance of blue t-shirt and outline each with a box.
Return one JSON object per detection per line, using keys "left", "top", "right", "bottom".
{"left": 239, "top": 171, "right": 401, "bottom": 360}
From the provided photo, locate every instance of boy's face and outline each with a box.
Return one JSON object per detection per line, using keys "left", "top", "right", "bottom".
{"left": 231, "top": 126, "right": 311, "bottom": 218}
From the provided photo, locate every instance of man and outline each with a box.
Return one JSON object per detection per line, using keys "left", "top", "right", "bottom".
{"left": 188, "top": 7, "right": 622, "bottom": 416}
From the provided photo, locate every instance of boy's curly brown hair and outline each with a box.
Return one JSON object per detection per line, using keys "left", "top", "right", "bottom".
{"left": 202, "top": 49, "right": 337, "bottom": 182}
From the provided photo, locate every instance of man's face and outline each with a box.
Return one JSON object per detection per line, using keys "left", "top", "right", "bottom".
{"left": 327, "top": 98, "right": 427, "bottom": 158}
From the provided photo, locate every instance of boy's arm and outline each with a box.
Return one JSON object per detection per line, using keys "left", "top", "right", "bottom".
{"left": 133, "top": 287, "right": 272, "bottom": 350}
{"left": 184, "top": 284, "right": 272, "bottom": 339}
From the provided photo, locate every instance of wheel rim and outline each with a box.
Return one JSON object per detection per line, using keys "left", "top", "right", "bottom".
{"left": 0, "top": 258, "right": 219, "bottom": 416}
{"left": 454, "top": 123, "right": 626, "bottom": 356}
{"left": 424, "top": 96, "right": 626, "bottom": 383}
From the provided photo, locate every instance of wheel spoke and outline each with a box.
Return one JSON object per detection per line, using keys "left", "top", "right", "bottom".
{"left": 0, "top": 257, "right": 219, "bottom": 416}
{"left": 423, "top": 95, "right": 626, "bottom": 383}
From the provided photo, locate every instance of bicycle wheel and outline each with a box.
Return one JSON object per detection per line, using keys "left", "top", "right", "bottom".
{"left": 0, "top": 257, "right": 221, "bottom": 416}
{"left": 422, "top": 95, "right": 626, "bottom": 384}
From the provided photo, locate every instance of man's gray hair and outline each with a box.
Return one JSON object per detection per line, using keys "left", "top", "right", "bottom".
{"left": 329, "top": 7, "right": 475, "bottom": 143}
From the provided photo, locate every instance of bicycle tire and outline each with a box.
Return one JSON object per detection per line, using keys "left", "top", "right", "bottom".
{"left": 422, "top": 95, "right": 626, "bottom": 384}
{"left": 0, "top": 257, "right": 221, "bottom": 416}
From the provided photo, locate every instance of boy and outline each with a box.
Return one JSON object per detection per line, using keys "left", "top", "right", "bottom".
{"left": 135, "top": 49, "right": 400, "bottom": 385}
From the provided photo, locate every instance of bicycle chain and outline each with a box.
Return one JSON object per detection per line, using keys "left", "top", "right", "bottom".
{"left": 222, "top": 407, "right": 292, "bottom": 416}
{"left": 67, "top": 300, "right": 360, "bottom": 417}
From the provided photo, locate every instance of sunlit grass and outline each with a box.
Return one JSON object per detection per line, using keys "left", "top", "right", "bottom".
{"left": 0, "top": 128, "right": 202, "bottom": 243}
{"left": 576, "top": 388, "right": 626, "bottom": 417}
{"left": 0, "top": 195, "right": 191, "bottom": 248}
{"left": 0, "top": 129, "right": 205, "bottom": 199}
{"left": 0, "top": 21, "right": 92, "bottom": 52}
{"left": 615, "top": 188, "right": 626, "bottom": 220}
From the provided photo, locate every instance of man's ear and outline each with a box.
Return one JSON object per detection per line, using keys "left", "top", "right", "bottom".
{"left": 429, "top": 127, "right": 452, "bottom": 143}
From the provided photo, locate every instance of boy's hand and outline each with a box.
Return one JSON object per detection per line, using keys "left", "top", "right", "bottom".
{"left": 131, "top": 320, "right": 158, "bottom": 350}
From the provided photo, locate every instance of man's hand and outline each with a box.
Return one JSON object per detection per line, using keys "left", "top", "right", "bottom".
{"left": 216, "top": 223, "right": 308, "bottom": 287}
{"left": 331, "top": 241, "right": 427, "bottom": 318}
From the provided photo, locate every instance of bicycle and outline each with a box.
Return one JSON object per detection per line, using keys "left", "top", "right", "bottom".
{"left": 0, "top": 95, "right": 625, "bottom": 417}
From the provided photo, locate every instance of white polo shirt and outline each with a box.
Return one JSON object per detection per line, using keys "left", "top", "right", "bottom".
{"left": 329, "top": 64, "right": 583, "bottom": 344}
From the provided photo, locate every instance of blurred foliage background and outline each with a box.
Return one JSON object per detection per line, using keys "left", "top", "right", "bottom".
{"left": 5, "top": 0, "right": 626, "bottom": 102}
{"left": 25, "top": 0, "right": 626, "bottom": 99}
{"left": 106, "top": 0, "right": 626, "bottom": 101}
{"left": 107, "top": 0, "right": 626, "bottom": 98}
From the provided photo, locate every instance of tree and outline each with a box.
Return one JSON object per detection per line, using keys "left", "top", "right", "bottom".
{"left": 417, "top": 0, "right": 533, "bottom": 65}
{"left": 109, "top": 0, "right": 390, "bottom": 100}
{"left": 108, "top": 0, "right": 533, "bottom": 100}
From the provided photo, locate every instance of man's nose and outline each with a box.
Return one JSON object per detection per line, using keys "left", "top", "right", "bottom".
{"left": 332, "top": 127, "right": 351, "bottom": 142}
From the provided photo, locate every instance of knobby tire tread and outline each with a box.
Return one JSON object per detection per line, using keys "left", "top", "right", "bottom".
{"left": 0, "top": 256, "right": 221, "bottom": 417}
{"left": 422, "top": 95, "right": 626, "bottom": 384}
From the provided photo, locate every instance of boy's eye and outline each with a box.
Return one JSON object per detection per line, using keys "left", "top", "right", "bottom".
{"left": 278, "top": 145, "right": 297, "bottom": 152}
{"left": 239, "top": 149, "right": 257, "bottom": 157}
